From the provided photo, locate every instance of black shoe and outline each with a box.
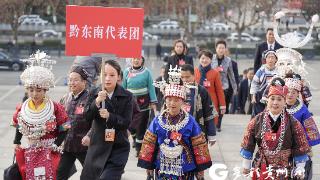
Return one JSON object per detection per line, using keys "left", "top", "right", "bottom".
{"left": 217, "top": 128, "right": 221, "bottom": 132}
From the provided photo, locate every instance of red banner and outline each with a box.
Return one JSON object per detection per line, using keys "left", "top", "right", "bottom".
{"left": 65, "top": 5, "right": 144, "bottom": 58}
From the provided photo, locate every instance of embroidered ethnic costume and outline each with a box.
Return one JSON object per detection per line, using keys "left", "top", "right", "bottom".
{"left": 12, "top": 51, "right": 68, "bottom": 180}
{"left": 138, "top": 66, "right": 212, "bottom": 179}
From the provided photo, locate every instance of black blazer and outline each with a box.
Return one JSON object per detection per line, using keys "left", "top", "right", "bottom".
{"left": 231, "top": 60, "right": 240, "bottom": 87}
{"left": 164, "top": 54, "right": 193, "bottom": 80}
{"left": 253, "top": 41, "right": 282, "bottom": 73}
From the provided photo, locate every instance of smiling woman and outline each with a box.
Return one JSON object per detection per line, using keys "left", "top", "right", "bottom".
{"left": 240, "top": 77, "right": 311, "bottom": 180}
{"left": 122, "top": 56, "right": 157, "bottom": 156}
{"left": 138, "top": 66, "right": 212, "bottom": 180}
{"left": 11, "top": 51, "right": 68, "bottom": 180}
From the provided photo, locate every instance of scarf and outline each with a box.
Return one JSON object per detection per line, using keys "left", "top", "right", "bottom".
{"left": 217, "top": 55, "right": 224, "bottom": 66}
{"left": 199, "top": 64, "right": 212, "bottom": 85}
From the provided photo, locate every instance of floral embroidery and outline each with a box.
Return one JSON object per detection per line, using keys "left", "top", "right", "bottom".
{"left": 191, "top": 133, "right": 211, "bottom": 165}
{"left": 303, "top": 117, "right": 320, "bottom": 141}
{"left": 139, "top": 130, "right": 157, "bottom": 162}
{"left": 292, "top": 120, "right": 311, "bottom": 155}
{"left": 241, "top": 118, "right": 256, "bottom": 151}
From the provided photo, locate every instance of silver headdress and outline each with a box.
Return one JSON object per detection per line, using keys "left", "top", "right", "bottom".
{"left": 273, "top": 11, "right": 319, "bottom": 49}
{"left": 273, "top": 11, "right": 318, "bottom": 79}
{"left": 20, "top": 50, "right": 56, "bottom": 89}
{"left": 275, "top": 48, "right": 307, "bottom": 78}
{"left": 153, "top": 65, "right": 189, "bottom": 100}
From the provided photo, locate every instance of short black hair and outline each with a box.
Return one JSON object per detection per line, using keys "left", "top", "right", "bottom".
{"left": 69, "top": 66, "right": 89, "bottom": 80}
{"left": 173, "top": 39, "right": 187, "bottom": 52}
{"left": 140, "top": 56, "right": 145, "bottom": 66}
{"left": 180, "top": 64, "right": 194, "bottom": 75}
{"left": 270, "top": 77, "right": 285, "bottom": 86}
{"left": 266, "top": 28, "right": 273, "bottom": 33}
{"left": 198, "top": 49, "right": 213, "bottom": 59}
{"left": 215, "top": 39, "right": 227, "bottom": 48}
{"left": 247, "top": 67, "right": 254, "bottom": 72}
{"left": 285, "top": 73, "right": 302, "bottom": 80}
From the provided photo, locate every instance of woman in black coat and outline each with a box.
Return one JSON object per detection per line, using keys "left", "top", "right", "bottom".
{"left": 80, "top": 60, "right": 133, "bottom": 180}
{"left": 164, "top": 39, "right": 193, "bottom": 80}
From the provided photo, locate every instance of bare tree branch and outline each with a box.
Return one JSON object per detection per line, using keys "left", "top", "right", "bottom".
{"left": 216, "top": 0, "right": 275, "bottom": 43}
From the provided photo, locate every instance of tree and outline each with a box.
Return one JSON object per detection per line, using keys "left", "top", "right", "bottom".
{"left": 301, "top": 0, "right": 320, "bottom": 21}
{"left": 48, "top": 0, "right": 62, "bottom": 24}
{"left": 216, "top": 0, "right": 277, "bottom": 43}
{"left": 0, "top": 0, "right": 26, "bottom": 44}
{"left": 0, "top": 0, "right": 45, "bottom": 44}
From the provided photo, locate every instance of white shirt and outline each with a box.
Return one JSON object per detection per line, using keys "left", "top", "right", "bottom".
{"left": 72, "top": 90, "right": 85, "bottom": 99}
{"left": 269, "top": 111, "right": 280, "bottom": 122}
{"left": 267, "top": 42, "right": 275, "bottom": 50}
{"left": 106, "top": 91, "right": 114, "bottom": 99}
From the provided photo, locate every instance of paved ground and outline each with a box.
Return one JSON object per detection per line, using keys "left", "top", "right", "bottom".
{"left": 0, "top": 55, "right": 319, "bottom": 179}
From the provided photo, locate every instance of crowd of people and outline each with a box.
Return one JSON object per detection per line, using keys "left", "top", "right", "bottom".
{"left": 7, "top": 26, "right": 320, "bottom": 180}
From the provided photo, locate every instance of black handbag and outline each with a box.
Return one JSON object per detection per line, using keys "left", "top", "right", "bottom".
{"left": 3, "top": 154, "right": 22, "bottom": 180}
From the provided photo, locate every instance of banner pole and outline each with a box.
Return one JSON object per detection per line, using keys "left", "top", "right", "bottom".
{"left": 100, "top": 58, "right": 106, "bottom": 109}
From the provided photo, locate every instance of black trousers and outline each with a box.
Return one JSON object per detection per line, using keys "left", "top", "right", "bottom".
{"left": 135, "top": 110, "right": 150, "bottom": 142}
{"left": 224, "top": 88, "right": 233, "bottom": 114}
{"left": 217, "top": 89, "right": 233, "bottom": 129}
{"left": 57, "top": 151, "right": 86, "bottom": 180}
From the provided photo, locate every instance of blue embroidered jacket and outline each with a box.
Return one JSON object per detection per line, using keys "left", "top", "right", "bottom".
{"left": 137, "top": 114, "right": 212, "bottom": 177}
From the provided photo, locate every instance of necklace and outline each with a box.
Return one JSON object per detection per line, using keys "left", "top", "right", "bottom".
{"left": 129, "top": 66, "right": 145, "bottom": 74}
{"left": 18, "top": 98, "right": 56, "bottom": 140}
{"left": 261, "top": 110, "right": 287, "bottom": 156}
{"left": 158, "top": 110, "right": 189, "bottom": 132}
{"left": 158, "top": 109, "right": 186, "bottom": 176}
{"left": 286, "top": 99, "right": 303, "bottom": 115}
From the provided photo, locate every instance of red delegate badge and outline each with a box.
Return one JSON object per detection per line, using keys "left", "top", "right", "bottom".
{"left": 128, "top": 72, "right": 136, "bottom": 78}
{"left": 217, "top": 66, "right": 223, "bottom": 72}
{"left": 75, "top": 105, "right": 84, "bottom": 114}
{"left": 203, "top": 80, "right": 211, "bottom": 87}
{"left": 178, "top": 59, "right": 185, "bottom": 65}
{"left": 170, "top": 131, "right": 182, "bottom": 141}
{"left": 265, "top": 132, "right": 277, "bottom": 141}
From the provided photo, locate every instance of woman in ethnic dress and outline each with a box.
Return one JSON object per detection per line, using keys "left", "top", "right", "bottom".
{"left": 284, "top": 74, "right": 320, "bottom": 180}
{"left": 12, "top": 51, "right": 68, "bottom": 180}
{"left": 138, "top": 66, "right": 212, "bottom": 180}
{"left": 240, "top": 77, "right": 310, "bottom": 180}
{"left": 122, "top": 56, "right": 157, "bottom": 155}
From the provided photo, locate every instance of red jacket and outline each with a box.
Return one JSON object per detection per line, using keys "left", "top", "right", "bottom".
{"left": 194, "top": 68, "right": 226, "bottom": 111}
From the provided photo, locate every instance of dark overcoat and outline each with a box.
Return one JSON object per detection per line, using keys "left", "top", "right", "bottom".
{"left": 80, "top": 85, "right": 133, "bottom": 180}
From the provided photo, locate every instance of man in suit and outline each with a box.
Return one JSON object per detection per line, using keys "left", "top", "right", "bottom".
{"left": 253, "top": 28, "right": 282, "bottom": 73}
{"left": 238, "top": 68, "right": 254, "bottom": 114}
